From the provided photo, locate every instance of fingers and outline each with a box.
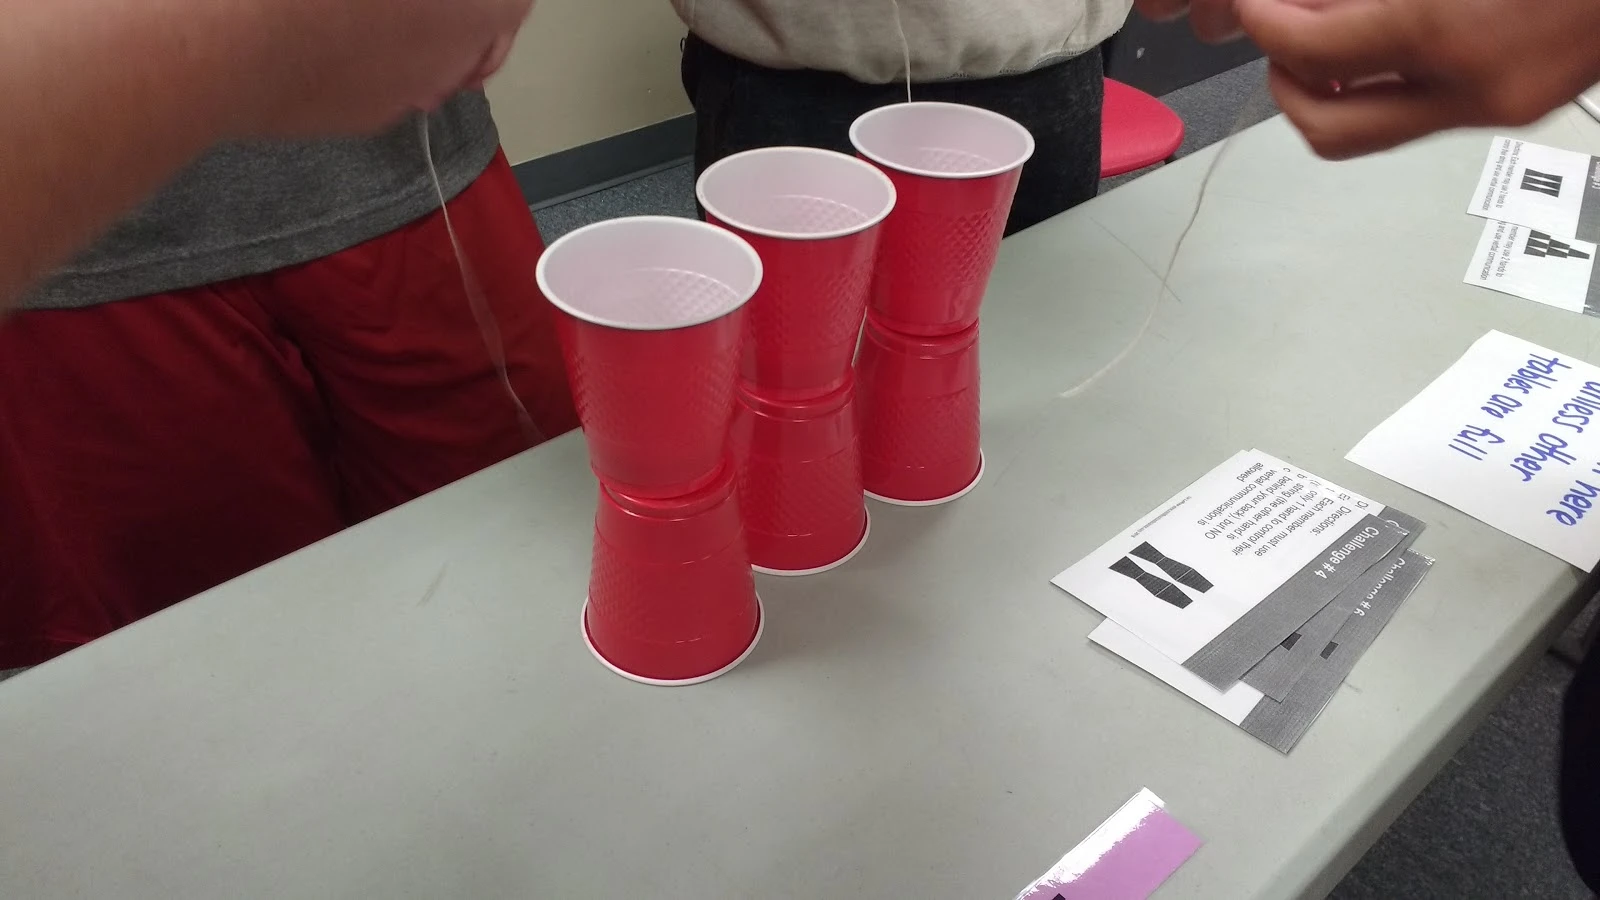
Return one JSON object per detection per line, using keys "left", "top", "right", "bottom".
{"left": 1238, "top": 0, "right": 1413, "bottom": 85}
{"left": 1267, "top": 63, "right": 1454, "bottom": 159}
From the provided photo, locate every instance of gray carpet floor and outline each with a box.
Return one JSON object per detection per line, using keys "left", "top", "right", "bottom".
{"left": 2, "top": 58, "right": 1594, "bottom": 899}
{"left": 532, "top": 57, "right": 1598, "bottom": 898}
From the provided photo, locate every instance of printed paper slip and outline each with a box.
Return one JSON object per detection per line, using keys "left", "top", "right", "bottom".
{"left": 1090, "top": 551, "right": 1433, "bottom": 754}
{"left": 1243, "top": 513, "right": 1424, "bottom": 702}
{"left": 1181, "top": 511, "right": 1404, "bottom": 690}
{"left": 1465, "top": 219, "right": 1600, "bottom": 316}
{"left": 1469, "top": 136, "right": 1600, "bottom": 242}
{"left": 1349, "top": 331, "right": 1600, "bottom": 569}
{"left": 1054, "top": 450, "right": 1405, "bottom": 679}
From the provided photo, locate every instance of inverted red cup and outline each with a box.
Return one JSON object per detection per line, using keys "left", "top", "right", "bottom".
{"left": 584, "top": 465, "right": 763, "bottom": 685}
{"left": 697, "top": 147, "right": 897, "bottom": 398}
{"left": 850, "top": 102, "right": 1035, "bottom": 337}
{"left": 537, "top": 216, "right": 763, "bottom": 499}
{"left": 731, "top": 377, "right": 871, "bottom": 576}
{"left": 856, "top": 315, "right": 984, "bottom": 506}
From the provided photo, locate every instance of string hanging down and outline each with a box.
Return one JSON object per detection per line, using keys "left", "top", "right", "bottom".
{"left": 1060, "top": 77, "right": 1276, "bottom": 399}
{"left": 878, "top": 2, "right": 1274, "bottom": 401}
{"left": 888, "top": 0, "right": 913, "bottom": 103}
{"left": 418, "top": 113, "right": 545, "bottom": 446}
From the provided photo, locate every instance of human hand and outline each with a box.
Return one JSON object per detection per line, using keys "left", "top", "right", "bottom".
{"left": 1132, "top": 0, "right": 1246, "bottom": 43}
{"left": 239, "top": 0, "right": 534, "bottom": 137}
{"left": 1238, "top": 0, "right": 1600, "bottom": 159}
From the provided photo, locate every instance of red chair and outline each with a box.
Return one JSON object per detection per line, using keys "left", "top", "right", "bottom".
{"left": 1100, "top": 78, "right": 1186, "bottom": 179}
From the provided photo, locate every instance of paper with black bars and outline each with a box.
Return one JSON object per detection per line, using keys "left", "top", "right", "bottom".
{"left": 1465, "top": 219, "right": 1600, "bottom": 316}
{"left": 1108, "top": 556, "right": 1196, "bottom": 609}
{"left": 1181, "top": 512, "right": 1407, "bottom": 690}
{"left": 1240, "top": 508, "right": 1425, "bottom": 701}
{"left": 1089, "top": 551, "right": 1434, "bottom": 754}
{"left": 1054, "top": 450, "right": 1410, "bottom": 676}
{"left": 1469, "top": 136, "right": 1600, "bottom": 243}
{"left": 1130, "top": 542, "right": 1214, "bottom": 592}
{"left": 1526, "top": 230, "right": 1590, "bottom": 260}
{"left": 1107, "top": 542, "right": 1214, "bottom": 610}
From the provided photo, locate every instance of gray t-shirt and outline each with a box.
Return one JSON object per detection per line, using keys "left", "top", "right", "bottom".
{"left": 25, "top": 92, "right": 501, "bottom": 310}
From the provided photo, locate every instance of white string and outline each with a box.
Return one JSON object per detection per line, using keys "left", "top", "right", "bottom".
{"left": 417, "top": 113, "right": 544, "bottom": 445}
{"left": 1058, "top": 81, "right": 1274, "bottom": 399}
{"left": 1059, "top": 141, "right": 1229, "bottom": 399}
{"left": 888, "top": 0, "right": 913, "bottom": 102}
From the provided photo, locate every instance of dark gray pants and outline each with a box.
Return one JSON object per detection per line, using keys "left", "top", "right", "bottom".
{"left": 681, "top": 34, "right": 1105, "bottom": 236}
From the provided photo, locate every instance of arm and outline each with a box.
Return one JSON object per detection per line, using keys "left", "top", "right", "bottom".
{"left": 0, "top": 0, "right": 532, "bottom": 311}
{"left": 0, "top": 0, "right": 246, "bottom": 309}
{"left": 1135, "top": 0, "right": 1600, "bottom": 160}
{"left": 1237, "top": 0, "right": 1600, "bottom": 159}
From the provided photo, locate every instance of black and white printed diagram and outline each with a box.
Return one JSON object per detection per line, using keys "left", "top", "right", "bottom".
{"left": 1108, "top": 542, "right": 1215, "bottom": 609}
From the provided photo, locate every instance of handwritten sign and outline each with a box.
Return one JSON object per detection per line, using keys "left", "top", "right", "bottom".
{"left": 1350, "top": 331, "right": 1600, "bottom": 568}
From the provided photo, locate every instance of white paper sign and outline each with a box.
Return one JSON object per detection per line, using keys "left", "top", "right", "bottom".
{"left": 1469, "top": 136, "right": 1600, "bottom": 242}
{"left": 1350, "top": 331, "right": 1600, "bottom": 569}
{"left": 1465, "top": 220, "right": 1600, "bottom": 315}
{"left": 1053, "top": 450, "right": 1384, "bottom": 665}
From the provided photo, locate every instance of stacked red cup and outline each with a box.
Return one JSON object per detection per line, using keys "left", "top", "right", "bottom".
{"left": 697, "top": 148, "right": 898, "bottom": 576}
{"left": 537, "top": 216, "right": 766, "bottom": 685}
{"left": 848, "top": 103, "right": 1036, "bottom": 505}
{"left": 700, "top": 146, "right": 902, "bottom": 570}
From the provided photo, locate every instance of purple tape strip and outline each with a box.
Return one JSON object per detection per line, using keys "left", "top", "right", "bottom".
{"left": 1017, "top": 790, "right": 1203, "bottom": 900}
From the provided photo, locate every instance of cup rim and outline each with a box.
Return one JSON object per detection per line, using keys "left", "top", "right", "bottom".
{"left": 849, "top": 101, "right": 1037, "bottom": 181}
{"left": 697, "top": 147, "right": 899, "bottom": 242}
{"left": 752, "top": 510, "right": 871, "bottom": 577}
{"left": 582, "top": 594, "right": 764, "bottom": 687}
{"left": 864, "top": 314, "right": 980, "bottom": 355}
{"left": 600, "top": 464, "right": 737, "bottom": 518}
{"left": 866, "top": 451, "right": 986, "bottom": 507}
{"left": 736, "top": 374, "right": 856, "bottom": 420}
{"left": 535, "top": 216, "right": 764, "bottom": 332}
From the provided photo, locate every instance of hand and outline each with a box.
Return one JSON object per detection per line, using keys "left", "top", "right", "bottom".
{"left": 239, "top": 0, "right": 534, "bottom": 138}
{"left": 1133, "top": 0, "right": 1245, "bottom": 43}
{"left": 1238, "top": 0, "right": 1600, "bottom": 159}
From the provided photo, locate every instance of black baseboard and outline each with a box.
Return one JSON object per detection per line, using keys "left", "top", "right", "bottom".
{"left": 513, "top": 114, "right": 695, "bottom": 210}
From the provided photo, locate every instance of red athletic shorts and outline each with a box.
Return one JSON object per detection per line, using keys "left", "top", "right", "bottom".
{"left": 0, "top": 152, "right": 579, "bottom": 668}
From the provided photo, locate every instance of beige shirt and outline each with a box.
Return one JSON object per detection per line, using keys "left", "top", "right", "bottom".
{"left": 672, "top": 0, "right": 1133, "bottom": 84}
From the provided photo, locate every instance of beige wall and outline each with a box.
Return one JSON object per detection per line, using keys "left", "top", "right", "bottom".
{"left": 486, "top": 0, "right": 693, "bottom": 165}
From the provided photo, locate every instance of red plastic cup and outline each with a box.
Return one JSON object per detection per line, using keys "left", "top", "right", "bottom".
{"left": 849, "top": 102, "right": 1035, "bottom": 337}
{"left": 730, "top": 376, "right": 871, "bottom": 576}
{"left": 583, "top": 465, "right": 763, "bottom": 685}
{"left": 697, "top": 147, "right": 897, "bottom": 398}
{"left": 537, "top": 216, "right": 763, "bottom": 498}
{"left": 855, "top": 315, "right": 984, "bottom": 506}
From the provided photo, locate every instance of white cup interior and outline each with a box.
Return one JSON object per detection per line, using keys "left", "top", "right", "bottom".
{"left": 696, "top": 147, "right": 897, "bottom": 240}
{"left": 850, "top": 102, "right": 1036, "bottom": 179}
{"left": 537, "top": 217, "right": 763, "bottom": 330}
